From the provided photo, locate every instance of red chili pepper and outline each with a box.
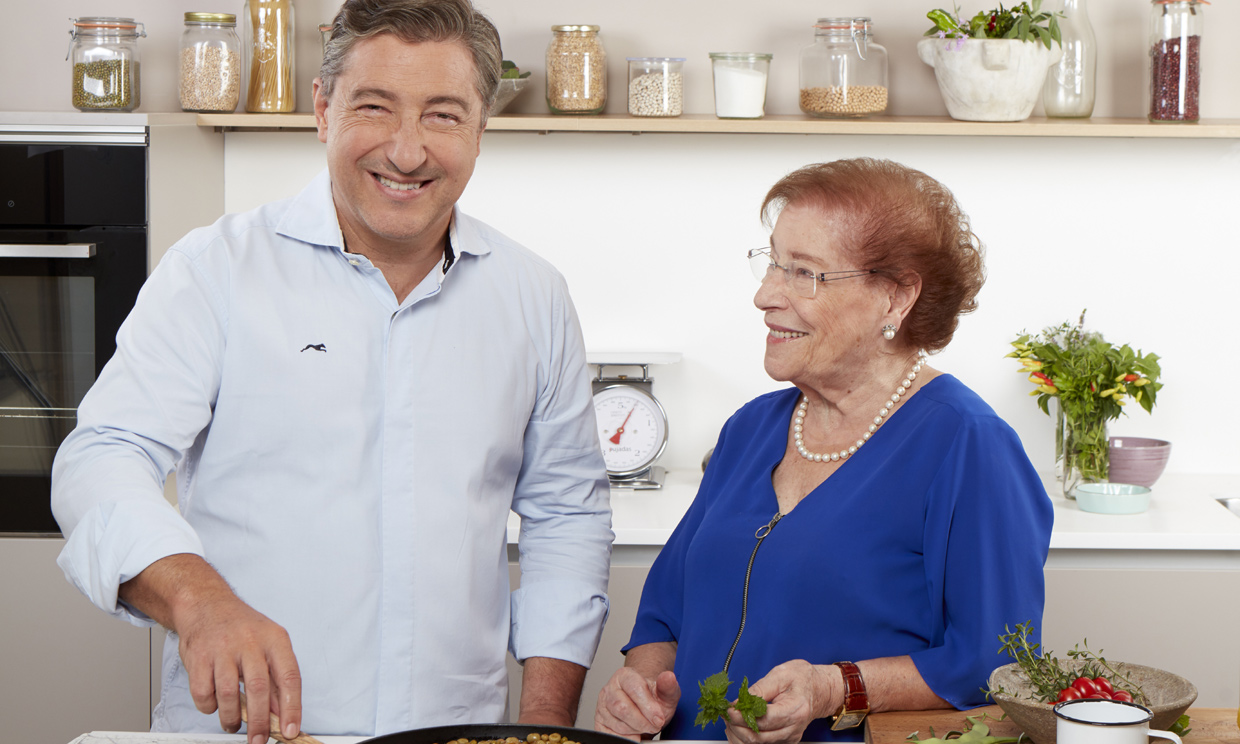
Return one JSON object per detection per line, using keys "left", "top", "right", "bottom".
{"left": 1124, "top": 374, "right": 1139, "bottom": 382}
{"left": 1031, "top": 371, "right": 1052, "bottom": 384}
{"left": 1090, "top": 382, "right": 1096, "bottom": 392}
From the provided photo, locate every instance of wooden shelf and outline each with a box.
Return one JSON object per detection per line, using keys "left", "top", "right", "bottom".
{"left": 196, "top": 112, "right": 1240, "bottom": 138}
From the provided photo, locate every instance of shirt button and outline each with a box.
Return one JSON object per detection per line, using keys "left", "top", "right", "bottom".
{"left": 349, "top": 259, "right": 360, "bottom": 266}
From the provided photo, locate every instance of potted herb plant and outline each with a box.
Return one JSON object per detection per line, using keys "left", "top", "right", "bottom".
{"left": 1007, "top": 311, "right": 1162, "bottom": 497}
{"left": 918, "top": 1, "right": 1063, "bottom": 121}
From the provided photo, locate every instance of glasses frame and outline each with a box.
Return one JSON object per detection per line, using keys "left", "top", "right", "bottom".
{"left": 748, "top": 247, "right": 877, "bottom": 299}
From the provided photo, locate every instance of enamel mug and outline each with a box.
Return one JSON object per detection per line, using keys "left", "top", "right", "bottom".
{"left": 1054, "top": 698, "right": 1182, "bottom": 744}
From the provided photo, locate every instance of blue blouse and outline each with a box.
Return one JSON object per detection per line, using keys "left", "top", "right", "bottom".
{"left": 624, "top": 376, "right": 1053, "bottom": 741}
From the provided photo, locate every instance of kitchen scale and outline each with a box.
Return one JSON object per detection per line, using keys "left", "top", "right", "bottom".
{"left": 589, "top": 352, "right": 680, "bottom": 490}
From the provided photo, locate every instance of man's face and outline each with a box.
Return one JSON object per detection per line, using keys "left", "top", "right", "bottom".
{"left": 313, "top": 34, "right": 484, "bottom": 254}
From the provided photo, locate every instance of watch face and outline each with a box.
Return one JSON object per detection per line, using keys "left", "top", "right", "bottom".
{"left": 593, "top": 384, "right": 668, "bottom": 477}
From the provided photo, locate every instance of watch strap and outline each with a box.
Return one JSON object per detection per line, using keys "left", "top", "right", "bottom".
{"left": 831, "top": 660, "right": 870, "bottom": 730}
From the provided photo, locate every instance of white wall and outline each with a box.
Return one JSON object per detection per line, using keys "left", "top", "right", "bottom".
{"left": 222, "top": 130, "right": 1240, "bottom": 479}
{"left": 8, "top": 0, "right": 1240, "bottom": 118}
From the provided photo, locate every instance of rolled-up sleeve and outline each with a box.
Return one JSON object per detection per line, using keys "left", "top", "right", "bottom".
{"left": 52, "top": 246, "right": 224, "bottom": 625}
{"left": 508, "top": 283, "right": 613, "bottom": 668}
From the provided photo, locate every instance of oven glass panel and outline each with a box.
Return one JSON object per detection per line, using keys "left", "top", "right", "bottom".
{"left": 0, "top": 276, "right": 94, "bottom": 477}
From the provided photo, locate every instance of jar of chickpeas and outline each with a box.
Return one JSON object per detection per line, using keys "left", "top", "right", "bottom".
{"left": 546, "top": 25, "right": 606, "bottom": 114}
{"left": 798, "top": 17, "right": 888, "bottom": 118}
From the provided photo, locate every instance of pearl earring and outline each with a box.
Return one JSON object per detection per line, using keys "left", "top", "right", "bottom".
{"left": 882, "top": 324, "right": 897, "bottom": 340}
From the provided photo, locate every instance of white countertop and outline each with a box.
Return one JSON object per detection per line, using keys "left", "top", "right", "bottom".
{"left": 507, "top": 471, "right": 1240, "bottom": 552}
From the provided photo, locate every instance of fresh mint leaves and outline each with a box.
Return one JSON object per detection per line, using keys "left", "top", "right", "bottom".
{"left": 695, "top": 670, "right": 768, "bottom": 733}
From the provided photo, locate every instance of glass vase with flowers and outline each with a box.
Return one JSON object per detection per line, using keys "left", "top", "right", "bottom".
{"left": 1008, "top": 310, "right": 1162, "bottom": 498}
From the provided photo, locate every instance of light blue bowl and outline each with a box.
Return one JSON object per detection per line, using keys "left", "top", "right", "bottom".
{"left": 1074, "top": 482, "right": 1151, "bottom": 514}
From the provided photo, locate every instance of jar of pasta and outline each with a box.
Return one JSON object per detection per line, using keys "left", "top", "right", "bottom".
{"left": 798, "top": 17, "right": 888, "bottom": 118}
{"left": 546, "top": 25, "right": 606, "bottom": 115}
{"left": 68, "top": 17, "right": 146, "bottom": 112}
{"left": 180, "top": 13, "right": 241, "bottom": 113}
{"left": 242, "top": 0, "right": 296, "bottom": 113}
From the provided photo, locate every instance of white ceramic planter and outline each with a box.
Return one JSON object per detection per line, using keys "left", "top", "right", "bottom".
{"left": 917, "top": 37, "right": 1063, "bottom": 121}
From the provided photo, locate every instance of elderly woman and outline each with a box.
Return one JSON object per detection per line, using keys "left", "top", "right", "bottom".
{"left": 594, "top": 159, "right": 1053, "bottom": 743}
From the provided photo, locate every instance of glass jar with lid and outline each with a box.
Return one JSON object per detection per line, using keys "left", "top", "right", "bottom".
{"left": 798, "top": 17, "right": 888, "bottom": 118}
{"left": 546, "top": 25, "right": 606, "bottom": 115}
{"left": 180, "top": 13, "right": 241, "bottom": 113}
{"left": 67, "top": 17, "right": 146, "bottom": 112}
{"left": 627, "top": 58, "right": 684, "bottom": 117}
{"left": 1148, "top": 0, "right": 1204, "bottom": 123}
{"left": 242, "top": 0, "right": 296, "bottom": 113}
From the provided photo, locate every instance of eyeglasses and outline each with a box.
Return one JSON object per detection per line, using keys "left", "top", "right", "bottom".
{"left": 747, "top": 247, "right": 876, "bottom": 299}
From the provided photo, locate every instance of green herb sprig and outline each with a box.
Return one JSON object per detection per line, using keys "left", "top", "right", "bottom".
{"left": 925, "top": 1, "right": 1062, "bottom": 49}
{"left": 695, "top": 671, "right": 768, "bottom": 733}
{"left": 987, "top": 621, "right": 1145, "bottom": 705}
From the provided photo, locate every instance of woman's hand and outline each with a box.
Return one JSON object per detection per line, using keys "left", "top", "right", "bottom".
{"left": 723, "top": 660, "right": 838, "bottom": 744}
{"left": 594, "top": 667, "right": 681, "bottom": 741}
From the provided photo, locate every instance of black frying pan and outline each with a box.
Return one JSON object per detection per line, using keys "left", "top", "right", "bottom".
{"left": 365, "top": 724, "right": 636, "bottom": 744}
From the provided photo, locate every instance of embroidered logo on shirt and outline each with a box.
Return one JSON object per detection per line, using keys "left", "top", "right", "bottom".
{"left": 300, "top": 344, "right": 327, "bottom": 353}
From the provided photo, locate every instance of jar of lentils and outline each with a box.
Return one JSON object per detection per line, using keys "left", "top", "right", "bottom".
{"left": 1148, "top": 0, "right": 1204, "bottom": 123}
{"left": 798, "top": 17, "right": 888, "bottom": 118}
{"left": 546, "top": 25, "right": 606, "bottom": 115}
{"left": 68, "top": 17, "right": 145, "bottom": 112}
{"left": 179, "top": 13, "right": 241, "bottom": 113}
{"left": 627, "top": 58, "right": 684, "bottom": 117}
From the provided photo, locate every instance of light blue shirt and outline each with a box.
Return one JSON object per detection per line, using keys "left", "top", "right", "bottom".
{"left": 51, "top": 169, "right": 614, "bottom": 736}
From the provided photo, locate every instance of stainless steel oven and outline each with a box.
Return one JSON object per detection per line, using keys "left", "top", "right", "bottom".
{"left": 0, "top": 128, "right": 147, "bottom": 534}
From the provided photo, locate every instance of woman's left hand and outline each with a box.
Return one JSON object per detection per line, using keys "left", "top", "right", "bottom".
{"left": 722, "top": 660, "right": 838, "bottom": 744}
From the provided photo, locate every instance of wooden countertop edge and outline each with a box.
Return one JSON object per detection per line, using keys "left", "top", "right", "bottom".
{"left": 865, "top": 705, "right": 1240, "bottom": 743}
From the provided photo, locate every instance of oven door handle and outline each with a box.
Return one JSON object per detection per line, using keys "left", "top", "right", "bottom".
{"left": 0, "top": 243, "right": 97, "bottom": 259}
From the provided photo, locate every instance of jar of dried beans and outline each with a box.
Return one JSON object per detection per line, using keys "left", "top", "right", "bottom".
{"left": 68, "top": 17, "right": 146, "bottom": 112}
{"left": 180, "top": 13, "right": 241, "bottom": 113}
{"left": 799, "top": 17, "right": 888, "bottom": 119}
{"left": 627, "top": 57, "right": 684, "bottom": 117}
{"left": 1148, "top": 0, "right": 1204, "bottom": 123}
{"left": 546, "top": 25, "right": 606, "bottom": 115}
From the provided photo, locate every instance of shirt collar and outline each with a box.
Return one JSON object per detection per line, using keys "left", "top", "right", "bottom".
{"left": 275, "top": 168, "right": 492, "bottom": 262}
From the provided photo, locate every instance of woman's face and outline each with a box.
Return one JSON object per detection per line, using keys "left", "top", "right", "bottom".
{"left": 754, "top": 204, "right": 896, "bottom": 390}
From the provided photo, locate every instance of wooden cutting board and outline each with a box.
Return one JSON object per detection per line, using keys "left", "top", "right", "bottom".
{"left": 865, "top": 705, "right": 1240, "bottom": 743}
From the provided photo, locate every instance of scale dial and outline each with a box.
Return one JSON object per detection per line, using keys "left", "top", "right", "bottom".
{"left": 593, "top": 383, "right": 668, "bottom": 478}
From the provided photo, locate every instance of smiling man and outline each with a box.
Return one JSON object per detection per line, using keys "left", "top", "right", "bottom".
{"left": 50, "top": 1, "right": 613, "bottom": 742}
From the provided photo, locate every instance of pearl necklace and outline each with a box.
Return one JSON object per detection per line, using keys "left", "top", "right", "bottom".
{"left": 793, "top": 353, "right": 927, "bottom": 463}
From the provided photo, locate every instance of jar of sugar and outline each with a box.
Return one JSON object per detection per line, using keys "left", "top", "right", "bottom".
{"left": 708, "top": 52, "right": 772, "bottom": 119}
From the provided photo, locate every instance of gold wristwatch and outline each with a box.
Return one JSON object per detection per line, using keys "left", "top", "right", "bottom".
{"left": 831, "top": 661, "right": 870, "bottom": 730}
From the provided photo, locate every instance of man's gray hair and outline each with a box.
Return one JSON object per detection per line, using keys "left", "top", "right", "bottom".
{"left": 319, "top": 0, "right": 502, "bottom": 123}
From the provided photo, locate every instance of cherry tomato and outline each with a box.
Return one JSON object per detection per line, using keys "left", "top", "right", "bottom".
{"left": 1093, "top": 677, "right": 1114, "bottom": 695}
{"left": 1057, "top": 687, "right": 1083, "bottom": 703}
{"left": 1113, "top": 690, "right": 1133, "bottom": 703}
{"left": 1089, "top": 691, "right": 1113, "bottom": 700}
{"left": 1071, "top": 677, "right": 1098, "bottom": 697}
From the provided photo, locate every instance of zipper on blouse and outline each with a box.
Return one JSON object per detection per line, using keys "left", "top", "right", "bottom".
{"left": 722, "top": 511, "right": 783, "bottom": 674}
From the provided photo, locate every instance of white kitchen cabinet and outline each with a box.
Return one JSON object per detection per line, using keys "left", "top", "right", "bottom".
{"left": 0, "top": 538, "right": 151, "bottom": 744}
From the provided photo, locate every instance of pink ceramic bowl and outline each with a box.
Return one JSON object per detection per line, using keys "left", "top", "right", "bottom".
{"left": 1108, "top": 437, "right": 1171, "bottom": 488}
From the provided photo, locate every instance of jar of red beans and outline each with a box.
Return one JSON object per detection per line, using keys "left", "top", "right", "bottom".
{"left": 1147, "top": 0, "right": 1204, "bottom": 123}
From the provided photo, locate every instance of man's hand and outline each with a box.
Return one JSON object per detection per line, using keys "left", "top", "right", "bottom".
{"left": 594, "top": 667, "right": 680, "bottom": 741}
{"left": 120, "top": 554, "right": 303, "bottom": 744}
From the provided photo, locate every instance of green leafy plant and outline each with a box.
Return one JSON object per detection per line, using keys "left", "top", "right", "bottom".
{"left": 695, "top": 671, "right": 768, "bottom": 733}
{"left": 986, "top": 621, "right": 1146, "bottom": 705}
{"left": 1007, "top": 310, "right": 1162, "bottom": 485}
{"left": 925, "top": 1, "right": 1062, "bottom": 49}
{"left": 500, "top": 60, "right": 531, "bottom": 80}
{"left": 906, "top": 713, "right": 1023, "bottom": 743}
